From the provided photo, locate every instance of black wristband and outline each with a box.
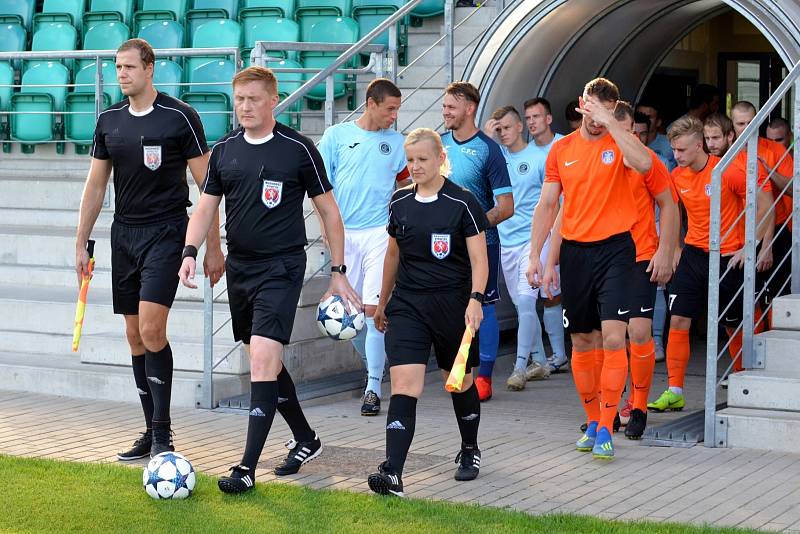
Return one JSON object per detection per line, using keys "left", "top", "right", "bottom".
{"left": 181, "top": 245, "right": 198, "bottom": 261}
{"left": 470, "top": 291, "right": 485, "bottom": 304}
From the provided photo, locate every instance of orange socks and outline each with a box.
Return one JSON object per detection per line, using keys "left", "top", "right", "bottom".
{"left": 593, "top": 348, "right": 604, "bottom": 399}
{"left": 629, "top": 339, "right": 655, "bottom": 412}
{"left": 666, "top": 328, "right": 690, "bottom": 389}
{"left": 571, "top": 349, "right": 600, "bottom": 424}
{"left": 599, "top": 348, "right": 628, "bottom": 432}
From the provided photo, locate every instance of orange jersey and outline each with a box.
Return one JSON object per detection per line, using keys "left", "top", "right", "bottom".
{"left": 671, "top": 155, "right": 746, "bottom": 255}
{"left": 760, "top": 137, "right": 793, "bottom": 227}
{"left": 545, "top": 130, "right": 637, "bottom": 242}
{"left": 626, "top": 150, "right": 675, "bottom": 262}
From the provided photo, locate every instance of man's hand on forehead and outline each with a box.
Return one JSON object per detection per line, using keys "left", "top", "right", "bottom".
{"left": 576, "top": 94, "right": 617, "bottom": 126}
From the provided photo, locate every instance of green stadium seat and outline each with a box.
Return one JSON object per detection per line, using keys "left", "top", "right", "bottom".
{"left": 301, "top": 17, "right": 358, "bottom": 101}
{"left": 296, "top": 0, "right": 351, "bottom": 41}
{"left": 87, "top": 0, "right": 134, "bottom": 26}
{"left": 0, "top": 0, "right": 35, "bottom": 31}
{"left": 11, "top": 61, "right": 70, "bottom": 151}
{"left": 39, "top": 0, "right": 84, "bottom": 30}
{"left": 243, "top": 18, "right": 300, "bottom": 64}
{"left": 0, "top": 20, "right": 26, "bottom": 53}
{"left": 185, "top": 11, "right": 228, "bottom": 42}
{"left": 74, "top": 61, "right": 121, "bottom": 103}
{"left": 0, "top": 60, "right": 11, "bottom": 139}
{"left": 186, "top": 19, "right": 241, "bottom": 75}
{"left": 240, "top": 0, "right": 296, "bottom": 20}
{"left": 351, "top": 0, "right": 403, "bottom": 48}
{"left": 187, "top": 0, "right": 238, "bottom": 19}
{"left": 81, "top": 22, "right": 129, "bottom": 69}
{"left": 28, "top": 22, "right": 77, "bottom": 72}
{"left": 180, "top": 92, "right": 230, "bottom": 143}
{"left": 65, "top": 91, "right": 110, "bottom": 149}
{"left": 410, "top": 0, "right": 443, "bottom": 18}
{"left": 153, "top": 59, "right": 183, "bottom": 98}
{"left": 32, "top": 12, "right": 72, "bottom": 32}
{"left": 138, "top": 19, "right": 184, "bottom": 49}
{"left": 82, "top": 12, "right": 123, "bottom": 36}
{"left": 132, "top": 11, "right": 174, "bottom": 35}
{"left": 188, "top": 59, "right": 235, "bottom": 101}
{"left": 137, "top": 0, "right": 188, "bottom": 23}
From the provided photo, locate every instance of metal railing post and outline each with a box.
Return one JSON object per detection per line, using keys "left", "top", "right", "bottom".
{"left": 705, "top": 167, "right": 723, "bottom": 447}
{"left": 201, "top": 275, "right": 214, "bottom": 409}
{"left": 742, "top": 135, "right": 758, "bottom": 368}
{"left": 388, "top": 23, "right": 398, "bottom": 84}
{"left": 444, "top": 0, "right": 454, "bottom": 84}
{"left": 793, "top": 79, "right": 800, "bottom": 294}
{"left": 324, "top": 76, "right": 334, "bottom": 128}
{"left": 94, "top": 55, "right": 102, "bottom": 120}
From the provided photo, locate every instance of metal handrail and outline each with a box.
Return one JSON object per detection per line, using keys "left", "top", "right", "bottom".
{"left": 704, "top": 58, "right": 800, "bottom": 448}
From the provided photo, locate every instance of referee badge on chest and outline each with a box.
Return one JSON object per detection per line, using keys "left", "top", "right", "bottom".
{"left": 262, "top": 179, "right": 283, "bottom": 209}
{"left": 143, "top": 145, "right": 162, "bottom": 170}
{"left": 431, "top": 233, "right": 451, "bottom": 260}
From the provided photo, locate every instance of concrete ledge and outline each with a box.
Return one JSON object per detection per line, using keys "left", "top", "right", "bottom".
{"left": 772, "top": 294, "right": 800, "bottom": 331}
{"left": 717, "top": 406, "right": 800, "bottom": 452}
{"left": 727, "top": 371, "right": 800, "bottom": 411}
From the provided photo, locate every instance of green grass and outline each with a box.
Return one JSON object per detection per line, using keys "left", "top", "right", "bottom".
{"left": 0, "top": 455, "right": 757, "bottom": 534}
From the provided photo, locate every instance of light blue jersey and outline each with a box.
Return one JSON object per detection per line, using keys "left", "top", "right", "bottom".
{"left": 497, "top": 134, "right": 562, "bottom": 247}
{"left": 442, "top": 130, "right": 512, "bottom": 246}
{"left": 318, "top": 121, "right": 407, "bottom": 230}
{"left": 649, "top": 133, "right": 677, "bottom": 172}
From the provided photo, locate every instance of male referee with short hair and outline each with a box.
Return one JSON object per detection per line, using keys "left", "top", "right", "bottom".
{"left": 179, "top": 66, "right": 361, "bottom": 494}
{"left": 76, "top": 38, "right": 225, "bottom": 460}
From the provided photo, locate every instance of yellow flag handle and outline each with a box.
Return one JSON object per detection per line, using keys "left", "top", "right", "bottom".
{"left": 445, "top": 326, "right": 474, "bottom": 393}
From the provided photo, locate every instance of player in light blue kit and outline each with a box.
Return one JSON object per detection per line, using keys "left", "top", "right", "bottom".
{"left": 441, "top": 82, "right": 513, "bottom": 402}
{"left": 318, "top": 79, "right": 409, "bottom": 416}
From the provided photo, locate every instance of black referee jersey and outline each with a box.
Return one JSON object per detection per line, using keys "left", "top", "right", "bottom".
{"left": 91, "top": 92, "right": 208, "bottom": 224}
{"left": 388, "top": 179, "right": 488, "bottom": 292}
{"left": 202, "top": 123, "right": 333, "bottom": 260}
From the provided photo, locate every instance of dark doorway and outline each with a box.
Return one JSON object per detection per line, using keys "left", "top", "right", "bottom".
{"left": 639, "top": 68, "right": 699, "bottom": 131}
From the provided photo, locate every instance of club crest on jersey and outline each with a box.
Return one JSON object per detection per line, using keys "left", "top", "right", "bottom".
{"left": 262, "top": 180, "right": 283, "bottom": 209}
{"left": 143, "top": 145, "right": 161, "bottom": 171}
{"left": 517, "top": 162, "right": 530, "bottom": 175}
{"left": 601, "top": 150, "right": 615, "bottom": 165}
{"left": 431, "top": 233, "right": 450, "bottom": 260}
{"left": 379, "top": 142, "right": 391, "bottom": 155}
{"left": 705, "top": 184, "right": 712, "bottom": 197}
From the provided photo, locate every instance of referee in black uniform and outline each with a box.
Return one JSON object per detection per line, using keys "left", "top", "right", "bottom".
{"left": 179, "top": 66, "right": 360, "bottom": 494}
{"left": 76, "top": 39, "right": 225, "bottom": 460}
{"left": 367, "top": 128, "right": 489, "bottom": 497}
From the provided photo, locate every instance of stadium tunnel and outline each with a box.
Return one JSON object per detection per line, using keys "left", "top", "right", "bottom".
{"left": 465, "top": 0, "right": 800, "bottom": 128}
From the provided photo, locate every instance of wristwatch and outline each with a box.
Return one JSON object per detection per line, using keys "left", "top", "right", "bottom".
{"left": 470, "top": 291, "right": 485, "bottom": 304}
{"left": 331, "top": 264, "right": 347, "bottom": 274}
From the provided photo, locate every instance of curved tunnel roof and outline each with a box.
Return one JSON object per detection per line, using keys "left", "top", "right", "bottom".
{"left": 466, "top": 0, "right": 800, "bottom": 130}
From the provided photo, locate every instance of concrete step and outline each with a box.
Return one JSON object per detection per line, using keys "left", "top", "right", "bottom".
{"left": 754, "top": 330, "right": 800, "bottom": 373}
{"left": 0, "top": 177, "right": 101, "bottom": 211}
{"left": 727, "top": 372, "right": 800, "bottom": 412}
{"left": 0, "top": 350, "right": 247, "bottom": 408}
{"left": 0, "top": 154, "right": 89, "bottom": 180}
{"left": 716, "top": 406, "right": 800, "bottom": 452}
{"left": 0, "top": 207, "right": 113, "bottom": 228}
{"left": 772, "top": 294, "right": 800, "bottom": 331}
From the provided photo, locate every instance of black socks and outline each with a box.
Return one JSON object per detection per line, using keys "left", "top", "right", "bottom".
{"left": 276, "top": 366, "right": 315, "bottom": 442}
{"left": 131, "top": 354, "right": 153, "bottom": 429}
{"left": 385, "top": 394, "right": 417, "bottom": 476}
{"left": 241, "top": 381, "right": 279, "bottom": 472}
{"left": 145, "top": 344, "right": 173, "bottom": 424}
{"left": 451, "top": 383, "right": 480, "bottom": 447}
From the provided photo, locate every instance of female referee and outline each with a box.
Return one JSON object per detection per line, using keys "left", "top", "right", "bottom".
{"left": 367, "top": 128, "right": 489, "bottom": 497}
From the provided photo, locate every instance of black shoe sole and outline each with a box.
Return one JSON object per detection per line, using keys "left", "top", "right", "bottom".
{"left": 367, "top": 473, "right": 403, "bottom": 497}
{"left": 361, "top": 408, "right": 380, "bottom": 416}
{"left": 273, "top": 444, "right": 323, "bottom": 476}
{"left": 117, "top": 452, "right": 150, "bottom": 461}
{"left": 218, "top": 479, "right": 254, "bottom": 494}
{"left": 625, "top": 432, "right": 644, "bottom": 440}
{"left": 454, "top": 469, "right": 479, "bottom": 481}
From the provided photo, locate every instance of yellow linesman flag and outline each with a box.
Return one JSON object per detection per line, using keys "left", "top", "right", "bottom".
{"left": 445, "top": 326, "right": 474, "bottom": 393}
{"left": 72, "top": 240, "right": 95, "bottom": 352}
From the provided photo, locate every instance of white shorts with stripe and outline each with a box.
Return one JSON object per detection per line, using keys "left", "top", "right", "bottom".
{"left": 500, "top": 236, "right": 561, "bottom": 305}
{"left": 344, "top": 225, "right": 388, "bottom": 306}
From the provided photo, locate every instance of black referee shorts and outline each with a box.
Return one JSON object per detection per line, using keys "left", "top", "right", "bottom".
{"left": 384, "top": 289, "right": 480, "bottom": 372}
{"left": 559, "top": 232, "right": 636, "bottom": 334}
{"left": 226, "top": 252, "right": 306, "bottom": 345}
{"left": 668, "top": 245, "right": 744, "bottom": 327}
{"left": 629, "top": 260, "right": 658, "bottom": 320}
{"left": 110, "top": 216, "right": 187, "bottom": 315}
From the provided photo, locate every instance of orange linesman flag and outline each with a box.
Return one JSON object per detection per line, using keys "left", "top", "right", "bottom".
{"left": 445, "top": 326, "right": 474, "bottom": 393}
{"left": 72, "top": 239, "right": 95, "bottom": 352}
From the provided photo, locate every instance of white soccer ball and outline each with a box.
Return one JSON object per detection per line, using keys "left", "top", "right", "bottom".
{"left": 143, "top": 452, "right": 196, "bottom": 500}
{"left": 316, "top": 295, "right": 366, "bottom": 341}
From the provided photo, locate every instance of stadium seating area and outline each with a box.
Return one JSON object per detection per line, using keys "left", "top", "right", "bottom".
{"left": 0, "top": 0, "right": 443, "bottom": 150}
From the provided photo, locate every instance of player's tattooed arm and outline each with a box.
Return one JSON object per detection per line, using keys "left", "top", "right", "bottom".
{"left": 486, "top": 192, "right": 514, "bottom": 227}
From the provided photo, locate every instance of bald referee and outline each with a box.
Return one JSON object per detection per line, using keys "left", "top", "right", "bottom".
{"left": 179, "top": 66, "right": 360, "bottom": 494}
{"left": 76, "top": 38, "right": 224, "bottom": 461}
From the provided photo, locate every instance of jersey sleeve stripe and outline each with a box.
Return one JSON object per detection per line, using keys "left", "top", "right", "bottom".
{"left": 156, "top": 103, "right": 205, "bottom": 155}
{"left": 90, "top": 104, "right": 128, "bottom": 158}
{"left": 276, "top": 130, "right": 326, "bottom": 192}
{"left": 201, "top": 130, "right": 242, "bottom": 194}
{"left": 441, "top": 193, "right": 480, "bottom": 234}
{"left": 492, "top": 186, "right": 513, "bottom": 196}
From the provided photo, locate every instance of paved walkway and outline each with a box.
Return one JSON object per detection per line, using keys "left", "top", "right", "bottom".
{"left": 2, "top": 354, "right": 799, "bottom": 532}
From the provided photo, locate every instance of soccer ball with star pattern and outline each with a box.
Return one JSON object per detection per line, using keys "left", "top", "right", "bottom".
{"left": 143, "top": 452, "right": 196, "bottom": 500}
{"left": 316, "top": 295, "right": 365, "bottom": 341}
